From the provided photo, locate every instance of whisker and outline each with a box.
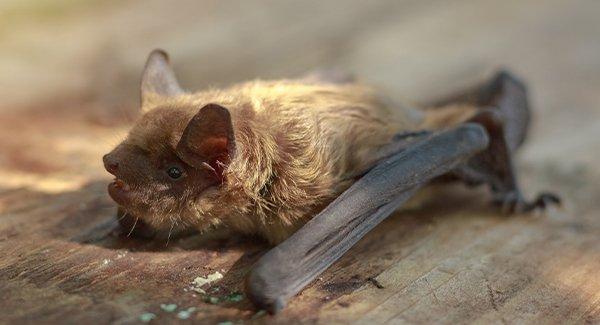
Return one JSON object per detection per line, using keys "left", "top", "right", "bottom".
{"left": 165, "top": 222, "right": 175, "bottom": 247}
{"left": 127, "top": 216, "right": 139, "bottom": 237}
{"left": 118, "top": 212, "right": 129, "bottom": 221}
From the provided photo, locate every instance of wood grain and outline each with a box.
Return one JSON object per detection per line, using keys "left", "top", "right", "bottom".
{"left": 1, "top": 0, "right": 599, "bottom": 323}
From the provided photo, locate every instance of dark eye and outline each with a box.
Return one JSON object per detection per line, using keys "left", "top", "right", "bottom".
{"left": 166, "top": 166, "right": 183, "bottom": 179}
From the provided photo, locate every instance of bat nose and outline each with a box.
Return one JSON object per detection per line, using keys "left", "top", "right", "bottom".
{"left": 103, "top": 154, "right": 119, "bottom": 175}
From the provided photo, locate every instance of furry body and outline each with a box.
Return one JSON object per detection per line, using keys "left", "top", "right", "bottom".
{"left": 104, "top": 51, "right": 477, "bottom": 244}
{"left": 137, "top": 82, "right": 431, "bottom": 243}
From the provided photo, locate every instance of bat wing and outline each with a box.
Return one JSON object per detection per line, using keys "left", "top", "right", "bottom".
{"left": 442, "top": 71, "right": 560, "bottom": 212}
{"left": 425, "top": 70, "right": 530, "bottom": 152}
{"left": 247, "top": 124, "right": 490, "bottom": 313}
{"left": 247, "top": 71, "right": 561, "bottom": 313}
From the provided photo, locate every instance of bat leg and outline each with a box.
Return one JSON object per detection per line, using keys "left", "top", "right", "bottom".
{"left": 247, "top": 124, "right": 490, "bottom": 313}
{"left": 431, "top": 70, "right": 560, "bottom": 212}
{"left": 454, "top": 109, "right": 560, "bottom": 213}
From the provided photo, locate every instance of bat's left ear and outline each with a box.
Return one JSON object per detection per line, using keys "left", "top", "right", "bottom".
{"left": 176, "top": 104, "right": 235, "bottom": 177}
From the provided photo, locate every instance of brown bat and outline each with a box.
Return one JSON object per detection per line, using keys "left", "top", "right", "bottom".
{"left": 103, "top": 50, "right": 559, "bottom": 312}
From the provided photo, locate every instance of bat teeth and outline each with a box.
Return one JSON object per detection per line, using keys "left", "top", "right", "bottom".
{"left": 114, "top": 179, "right": 131, "bottom": 191}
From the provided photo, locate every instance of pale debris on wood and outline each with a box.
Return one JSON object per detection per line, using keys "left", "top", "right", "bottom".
{"left": 139, "top": 312, "right": 156, "bottom": 323}
{"left": 191, "top": 271, "right": 223, "bottom": 294}
{"left": 176, "top": 307, "right": 197, "bottom": 320}
{"left": 160, "top": 303, "right": 177, "bottom": 313}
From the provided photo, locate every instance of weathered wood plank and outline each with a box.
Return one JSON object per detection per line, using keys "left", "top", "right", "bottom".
{"left": 1, "top": 0, "right": 599, "bottom": 324}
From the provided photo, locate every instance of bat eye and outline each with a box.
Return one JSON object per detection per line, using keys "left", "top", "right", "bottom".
{"left": 167, "top": 166, "right": 183, "bottom": 179}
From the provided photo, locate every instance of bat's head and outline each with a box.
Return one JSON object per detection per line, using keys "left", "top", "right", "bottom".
{"left": 103, "top": 50, "right": 236, "bottom": 235}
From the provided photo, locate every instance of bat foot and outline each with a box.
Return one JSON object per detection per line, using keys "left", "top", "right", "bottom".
{"left": 493, "top": 191, "right": 561, "bottom": 214}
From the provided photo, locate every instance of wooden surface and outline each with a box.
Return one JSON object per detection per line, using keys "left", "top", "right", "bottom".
{"left": 1, "top": 1, "right": 599, "bottom": 324}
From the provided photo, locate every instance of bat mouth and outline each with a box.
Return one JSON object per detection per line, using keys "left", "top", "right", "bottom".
{"left": 108, "top": 178, "right": 132, "bottom": 205}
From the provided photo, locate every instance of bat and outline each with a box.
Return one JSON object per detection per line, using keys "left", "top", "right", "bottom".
{"left": 103, "top": 50, "right": 560, "bottom": 312}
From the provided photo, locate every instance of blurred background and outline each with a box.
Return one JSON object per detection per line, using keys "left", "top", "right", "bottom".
{"left": 1, "top": 0, "right": 599, "bottom": 191}
{"left": 0, "top": 0, "right": 599, "bottom": 194}
{"left": 0, "top": 1, "right": 599, "bottom": 323}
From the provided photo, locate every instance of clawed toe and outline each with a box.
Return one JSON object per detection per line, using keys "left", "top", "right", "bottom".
{"left": 493, "top": 191, "right": 561, "bottom": 214}
{"left": 531, "top": 192, "right": 561, "bottom": 210}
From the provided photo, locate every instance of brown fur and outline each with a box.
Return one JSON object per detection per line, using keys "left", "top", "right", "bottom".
{"left": 104, "top": 50, "right": 477, "bottom": 244}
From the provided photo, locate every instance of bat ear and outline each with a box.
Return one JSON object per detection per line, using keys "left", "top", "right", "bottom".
{"left": 140, "top": 49, "right": 183, "bottom": 110}
{"left": 176, "top": 104, "right": 235, "bottom": 177}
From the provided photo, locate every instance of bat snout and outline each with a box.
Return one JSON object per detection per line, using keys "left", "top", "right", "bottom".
{"left": 103, "top": 153, "right": 120, "bottom": 175}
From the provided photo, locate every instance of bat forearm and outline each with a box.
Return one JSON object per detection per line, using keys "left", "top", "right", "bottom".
{"left": 247, "top": 123, "right": 490, "bottom": 313}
